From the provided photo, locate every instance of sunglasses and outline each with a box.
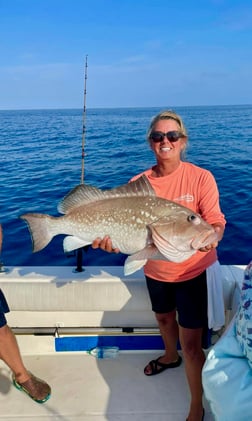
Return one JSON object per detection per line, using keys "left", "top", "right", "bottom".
{"left": 149, "top": 130, "right": 184, "bottom": 143}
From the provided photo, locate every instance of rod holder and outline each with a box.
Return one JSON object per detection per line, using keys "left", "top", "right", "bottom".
{"left": 73, "top": 248, "right": 85, "bottom": 273}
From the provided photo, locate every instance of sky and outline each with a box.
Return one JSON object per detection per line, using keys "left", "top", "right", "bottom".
{"left": 0, "top": 0, "right": 252, "bottom": 109}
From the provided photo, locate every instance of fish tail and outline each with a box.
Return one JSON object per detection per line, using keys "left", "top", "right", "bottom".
{"left": 20, "top": 213, "right": 55, "bottom": 252}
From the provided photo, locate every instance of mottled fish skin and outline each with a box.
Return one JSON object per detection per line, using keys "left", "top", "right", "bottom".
{"left": 20, "top": 175, "right": 217, "bottom": 275}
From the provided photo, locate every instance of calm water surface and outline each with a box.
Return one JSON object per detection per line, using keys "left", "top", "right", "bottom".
{"left": 0, "top": 105, "right": 251, "bottom": 268}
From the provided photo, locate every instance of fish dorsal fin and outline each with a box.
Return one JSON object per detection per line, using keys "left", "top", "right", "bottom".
{"left": 58, "top": 175, "right": 156, "bottom": 214}
{"left": 58, "top": 185, "right": 104, "bottom": 214}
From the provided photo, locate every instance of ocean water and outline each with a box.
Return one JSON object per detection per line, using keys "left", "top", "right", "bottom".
{"left": 0, "top": 105, "right": 251, "bottom": 269}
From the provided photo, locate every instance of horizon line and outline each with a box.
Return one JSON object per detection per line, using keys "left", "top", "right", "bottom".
{"left": 0, "top": 103, "right": 251, "bottom": 112}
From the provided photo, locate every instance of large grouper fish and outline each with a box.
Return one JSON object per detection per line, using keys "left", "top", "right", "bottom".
{"left": 21, "top": 175, "right": 217, "bottom": 275}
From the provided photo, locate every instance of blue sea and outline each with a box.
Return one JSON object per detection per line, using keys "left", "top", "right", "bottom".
{"left": 0, "top": 105, "right": 251, "bottom": 269}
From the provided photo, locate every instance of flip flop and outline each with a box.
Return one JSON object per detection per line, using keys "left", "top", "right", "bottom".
{"left": 12, "top": 372, "right": 51, "bottom": 403}
{"left": 144, "top": 355, "right": 182, "bottom": 376}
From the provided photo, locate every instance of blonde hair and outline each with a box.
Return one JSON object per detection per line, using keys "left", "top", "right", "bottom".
{"left": 147, "top": 110, "right": 187, "bottom": 139}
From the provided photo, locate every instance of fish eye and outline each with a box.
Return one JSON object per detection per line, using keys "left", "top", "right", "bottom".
{"left": 187, "top": 214, "right": 201, "bottom": 225}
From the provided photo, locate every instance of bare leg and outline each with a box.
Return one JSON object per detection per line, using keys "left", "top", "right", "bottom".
{"left": 0, "top": 324, "right": 30, "bottom": 383}
{"left": 0, "top": 324, "right": 51, "bottom": 402}
{"left": 179, "top": 326, "right": 205, "bottom": 421}
{"left": 144, "top": 310, "right": 180, "bottom": 374}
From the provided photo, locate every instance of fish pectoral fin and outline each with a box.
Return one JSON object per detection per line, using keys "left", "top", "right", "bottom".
{"left": 124, "top": 256, "right": 147, "bottom": 276}
{"left": 124, "top": 245, "right": 160, "bottom": 276}
{"left": 63, "top": 236, "right": 90, "bottom": 253}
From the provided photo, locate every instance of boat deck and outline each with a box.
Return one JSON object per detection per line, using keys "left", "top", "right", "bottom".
{"left": 0, "top": 340, "right": 214, "bottom": 420}
{"left": 0, "top": 264, "right": 245, "bottom": 420}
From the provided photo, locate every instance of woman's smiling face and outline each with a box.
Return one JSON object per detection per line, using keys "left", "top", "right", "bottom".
{"left": 149, "top": 118, "right": 187, "bottom": 164}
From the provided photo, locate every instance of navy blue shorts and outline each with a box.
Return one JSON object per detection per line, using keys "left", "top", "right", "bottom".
{"left": 145, "top": 271, "right": 208, "bottom": 329}
{"left": 0, "top": 289, "right": 10, "bottom": 328}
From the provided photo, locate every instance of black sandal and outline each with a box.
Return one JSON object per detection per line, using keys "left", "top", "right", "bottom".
{"left": 144, "top": 355, "right": 182, "bottom": 376}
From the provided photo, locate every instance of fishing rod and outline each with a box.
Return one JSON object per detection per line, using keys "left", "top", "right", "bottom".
{"left": 81, "top": 54, "right": 88, "bottom": 184}
{"left": 75, "top": 55, "right": 88, "bottom": 272}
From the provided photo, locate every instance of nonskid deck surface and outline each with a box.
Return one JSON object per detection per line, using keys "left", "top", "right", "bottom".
{"left": 0, "top": 349, "right": 214, "bottom": 421}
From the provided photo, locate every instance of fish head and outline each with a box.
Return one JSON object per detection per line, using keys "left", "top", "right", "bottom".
{"left": 148, "top": 209, "right": 217, "bottom": 262}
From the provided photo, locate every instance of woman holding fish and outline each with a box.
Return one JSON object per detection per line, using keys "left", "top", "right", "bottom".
{"left": 92, "top": 110, "right": 226, "bottom": 421}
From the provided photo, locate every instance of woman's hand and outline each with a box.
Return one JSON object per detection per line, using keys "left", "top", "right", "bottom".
{"left": 92, "top": 236, "right": 120, "bottom": 254}
{"left": 199, "top": 225, "right": 224, "bottom": 252}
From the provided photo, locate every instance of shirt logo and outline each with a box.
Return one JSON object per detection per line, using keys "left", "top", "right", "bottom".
{"left": 174, "top": 194, "right": 194, "bottom": 203}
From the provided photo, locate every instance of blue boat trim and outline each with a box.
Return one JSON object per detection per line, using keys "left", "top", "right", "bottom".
{"left": 55, "top": 335, "right": 165, "bottom": 352}
{"left": 55, "top": 331, "right": 211, "bottom": 352}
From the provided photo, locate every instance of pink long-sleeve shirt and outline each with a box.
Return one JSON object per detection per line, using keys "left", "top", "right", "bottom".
{"left": 131, "top": 162, "right": 226, "bottom": 282}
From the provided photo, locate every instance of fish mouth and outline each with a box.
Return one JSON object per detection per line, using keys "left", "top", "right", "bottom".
{"left": 191, "top": 231, "right": 218, "bottom": 250}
